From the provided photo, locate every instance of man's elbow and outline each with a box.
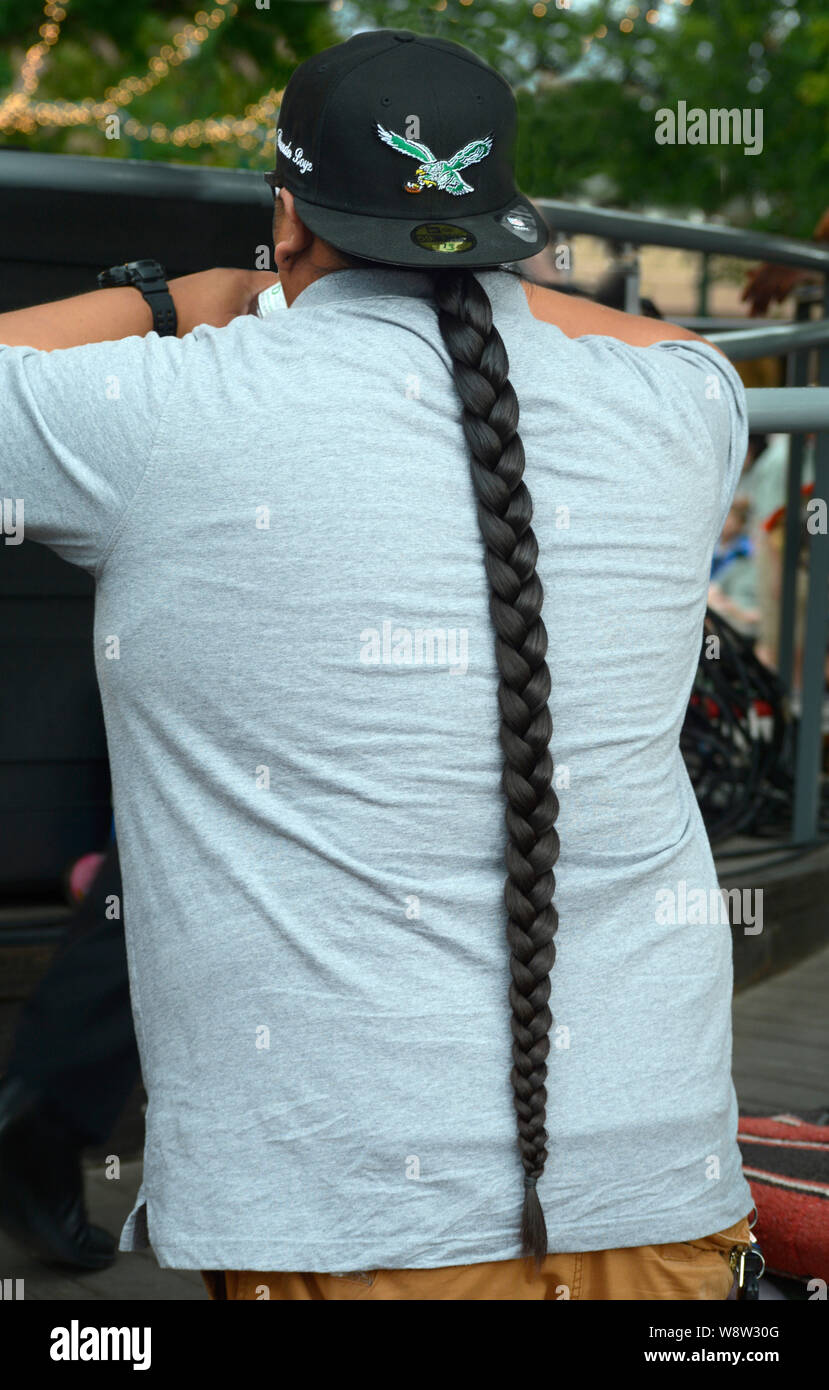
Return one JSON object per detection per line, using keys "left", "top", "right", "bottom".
{"left": 654, "top": 321, "right": 730, "bottom": 360}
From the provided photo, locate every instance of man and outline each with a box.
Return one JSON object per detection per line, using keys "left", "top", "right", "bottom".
{"left": 1, "top": 29, "right": 754, "bottom": 1300}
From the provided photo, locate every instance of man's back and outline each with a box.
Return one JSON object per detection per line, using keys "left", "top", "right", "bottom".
{"left": 1, "top": 265, "right": 752, "bottom": 1269}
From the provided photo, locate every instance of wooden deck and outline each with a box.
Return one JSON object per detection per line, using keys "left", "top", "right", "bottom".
{"left": 732, "top": 937, "right": 829, "bottom": 1116}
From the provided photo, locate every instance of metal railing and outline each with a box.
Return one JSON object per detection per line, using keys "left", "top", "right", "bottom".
{"left": 0, "top": 152, "right": 826, "bottom": 849}
{"left": 536, "top": 199, "right": 829, "bottom": 845}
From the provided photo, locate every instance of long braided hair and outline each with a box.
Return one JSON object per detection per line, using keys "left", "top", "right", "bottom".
{"left": 432, "top": 266, "right": 561, "bottom": 1267}
{"left": 307, "top": 236, "right": 562, "bottom": 1265}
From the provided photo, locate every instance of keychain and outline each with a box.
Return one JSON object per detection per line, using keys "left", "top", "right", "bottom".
{"left": 731, "top": 1206, "right": 765, "bottom": 1300}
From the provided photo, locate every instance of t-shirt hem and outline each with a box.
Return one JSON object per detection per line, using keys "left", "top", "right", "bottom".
{"left": 119, "top": 1192, "right": 755, "bottom": 1272}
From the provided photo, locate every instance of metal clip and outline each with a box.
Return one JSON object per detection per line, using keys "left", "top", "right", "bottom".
{"left": 735, "top": 1239, "right": 765, "bottom": 1300}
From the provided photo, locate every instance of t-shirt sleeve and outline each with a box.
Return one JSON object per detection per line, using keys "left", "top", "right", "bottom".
{"left": 646, "top": 338, "right": 750, "bottom": 538}
{"left": 0, "top": 331, "right": 185, "bottom": 576}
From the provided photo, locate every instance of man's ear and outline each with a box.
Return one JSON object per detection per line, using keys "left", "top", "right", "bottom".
{"left": 274, "top": 188, "right": 313, "bottom": 265}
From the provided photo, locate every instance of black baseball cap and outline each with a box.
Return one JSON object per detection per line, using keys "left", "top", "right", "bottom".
{"left": 268, "top": 28, "right": 549, "bottom": 268}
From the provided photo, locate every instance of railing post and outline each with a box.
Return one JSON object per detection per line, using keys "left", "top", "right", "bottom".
{"left": 778, "top": 294, "right": 815, "bottom": 695}
{"left": 696, "top": 251, "right": 710, "bottom": 317}
{"left": 620, "top": 242, "right": 641, "bottom": 314}
{"left": 791, "top": 278, "right": 829, "bottom": 843}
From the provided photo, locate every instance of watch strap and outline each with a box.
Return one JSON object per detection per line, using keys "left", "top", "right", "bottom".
{"left": 141, "top": 285, "right": 177, "bottom": 337}
{"left": 96, "top": 261, "right": 178, "bottom": 337}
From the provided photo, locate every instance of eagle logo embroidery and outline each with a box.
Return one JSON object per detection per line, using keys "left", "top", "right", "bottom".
{"left": 375, "top": 123, "right": 493, "bottom": 195}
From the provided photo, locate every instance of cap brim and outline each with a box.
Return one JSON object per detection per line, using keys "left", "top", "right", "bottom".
{"left": 290, "top": 192, "right": 550, "bottom": 268}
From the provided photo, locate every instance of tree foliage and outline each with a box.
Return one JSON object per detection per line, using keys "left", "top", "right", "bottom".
{"left": 345, "top": 0, "right": 829, "bottom": 235}
{"left": 1, "top": 0, "right": 826, "bottom": 232}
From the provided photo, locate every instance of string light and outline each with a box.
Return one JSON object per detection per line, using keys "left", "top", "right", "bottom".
{"left": 0, "top": 0, "right": 259, "bottom": 148}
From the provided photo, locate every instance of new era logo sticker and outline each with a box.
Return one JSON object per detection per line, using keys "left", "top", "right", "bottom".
{"left": 411, "top": 222, "right": 477, "bottom": 253}
{"left": 497, "top": 206, "right": 538, "bottom": 243}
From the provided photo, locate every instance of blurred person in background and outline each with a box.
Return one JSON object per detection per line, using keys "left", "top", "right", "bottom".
{"left": 707, "top": 495, "right": 760, "bottom": 639}
{"left": 752, "top": 484, "right": 825, "bottom": 694}
{"left": 737, "top": 433, "right": 822, "bottom": 687}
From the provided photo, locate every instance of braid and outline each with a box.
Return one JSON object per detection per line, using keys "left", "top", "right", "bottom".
{"left": 318, "top": 244, "right": 560, "bottom": 1264}
{"left": 432, "top": 267, "right": 561, "bottom": 1269}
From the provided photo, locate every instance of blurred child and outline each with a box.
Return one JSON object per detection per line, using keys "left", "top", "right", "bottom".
{"left": 708, "top": 495, "right": 761, "bottom": 638}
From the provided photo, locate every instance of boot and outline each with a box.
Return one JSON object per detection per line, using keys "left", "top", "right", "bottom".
{"left": 0, "top": 1074, "right": 117, "bottom": 1271}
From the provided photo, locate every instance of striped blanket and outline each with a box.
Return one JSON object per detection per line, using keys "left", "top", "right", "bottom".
{"left": 738, "top": 1109, "right": 829, "bottom": 1285}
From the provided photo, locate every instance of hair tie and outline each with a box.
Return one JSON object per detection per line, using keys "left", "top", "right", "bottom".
{"left": 524, "top": 1175, "right": 537, "bottom": 1189}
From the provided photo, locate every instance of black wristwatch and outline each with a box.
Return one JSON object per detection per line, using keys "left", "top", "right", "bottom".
{"left": 97, "top": 259, "right": 177, "bottom": 337}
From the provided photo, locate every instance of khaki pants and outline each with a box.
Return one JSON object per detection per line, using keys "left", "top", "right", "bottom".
{"left": 200, "top": 1214, "right": 751, "bottom": 1301}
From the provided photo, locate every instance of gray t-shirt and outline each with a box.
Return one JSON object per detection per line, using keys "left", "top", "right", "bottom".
{"left": 1, "top": 267, "right": 752, "bottom": 1271}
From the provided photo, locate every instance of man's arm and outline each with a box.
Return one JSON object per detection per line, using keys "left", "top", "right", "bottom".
{"left": 0, "top": 285, "right": 152, "bottom": 349}
{"left": 0, "top": 267, "right": 267, "bottom": 574}
{"left": 0, "top": 268, "right": 278, "bottom": 349}
{"left": 521, "top": 279, "right": 728, "bottom": 358}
